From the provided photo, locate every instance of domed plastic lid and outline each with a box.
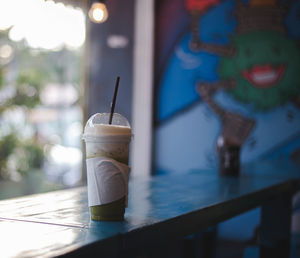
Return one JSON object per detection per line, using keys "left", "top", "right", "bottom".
{"left": 83, "top": 113, "right": 131, "bottom": 138}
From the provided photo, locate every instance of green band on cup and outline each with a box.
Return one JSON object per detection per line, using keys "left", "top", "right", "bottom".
{"left": 90, "top": 196, "right": 126, "bottom": 221}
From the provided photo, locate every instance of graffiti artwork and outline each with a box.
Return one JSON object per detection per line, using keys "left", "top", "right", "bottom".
{"left": 155, "top": 0, "right": 300, "bottom": 174}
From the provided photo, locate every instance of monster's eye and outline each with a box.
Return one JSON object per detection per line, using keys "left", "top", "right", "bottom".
{"left": 244, "top": 48, "right": 252, "bottom": 58}
{"left": 272, "top": 46, "right": 281, "bottom": 56}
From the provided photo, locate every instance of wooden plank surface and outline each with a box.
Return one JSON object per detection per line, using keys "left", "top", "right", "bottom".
{"left": 0, "top": 161, "right": 299, "bottom": 257}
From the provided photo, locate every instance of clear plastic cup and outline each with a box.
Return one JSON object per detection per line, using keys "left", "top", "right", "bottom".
{"left": 83, "top": 113, "right": 132, "bottom": 221}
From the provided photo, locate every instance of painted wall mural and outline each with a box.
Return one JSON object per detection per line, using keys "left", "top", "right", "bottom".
{"left": 154, "top": 0, "right": 300, "bottom": 175}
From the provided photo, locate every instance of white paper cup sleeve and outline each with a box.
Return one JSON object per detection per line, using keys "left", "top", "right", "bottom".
{"left": 86, "top": 157, "right": 130, "bottom": 207}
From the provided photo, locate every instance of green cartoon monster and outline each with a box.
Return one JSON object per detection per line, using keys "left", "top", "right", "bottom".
{"left": 190, "top": 1, "right": 300, "bottom": 146}
{"left": 219, "top": 30, "right": 300, "bottom": 111}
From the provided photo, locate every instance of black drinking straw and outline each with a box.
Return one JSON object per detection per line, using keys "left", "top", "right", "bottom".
{"left": 108, "top": 76, "right": 120, "bottom": 124}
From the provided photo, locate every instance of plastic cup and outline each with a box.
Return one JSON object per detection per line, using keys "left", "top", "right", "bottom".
{"left": 82, "top": 113, "right": 132, "bottom": 221}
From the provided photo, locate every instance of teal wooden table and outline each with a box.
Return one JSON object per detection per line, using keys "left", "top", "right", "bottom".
{"left": 0, "top": 161, "right": 299, "bottom": 258}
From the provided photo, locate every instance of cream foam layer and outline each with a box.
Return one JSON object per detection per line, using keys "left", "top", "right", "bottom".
{"left": 84, "top": 123, "right": 131, "bottom": 137}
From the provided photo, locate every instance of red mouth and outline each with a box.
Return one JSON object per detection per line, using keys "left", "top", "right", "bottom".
{"left": 242, "top": 64, "right": 285, "bottom": 88}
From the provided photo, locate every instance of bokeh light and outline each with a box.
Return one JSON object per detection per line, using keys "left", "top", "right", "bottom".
{"left": 0, "top": 0, "right": 85, "bottom": 50}
{"left": 88, "top": 2, "right": 108, "bottom": 23}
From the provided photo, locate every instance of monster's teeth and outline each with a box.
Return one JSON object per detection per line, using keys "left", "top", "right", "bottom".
{"left": 252, "top": 71, "right": 277, "bottom": 84}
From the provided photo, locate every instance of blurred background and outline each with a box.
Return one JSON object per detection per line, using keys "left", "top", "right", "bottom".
{"left": 0, "top": 0, "right": 85, "bottom": 198}
{"left": 0, "top": 0, "right": 136, "bottom": 199}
